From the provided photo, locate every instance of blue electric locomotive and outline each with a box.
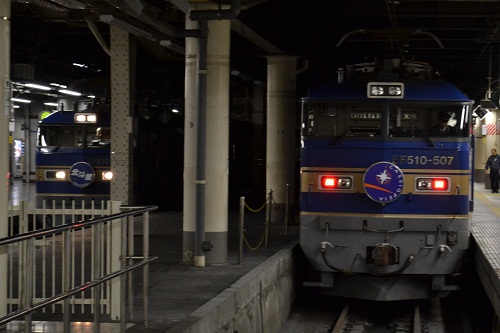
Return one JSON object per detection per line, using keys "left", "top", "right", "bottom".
{"left": 300, "top": 58, "right": 473, "bottom": 301}
{"left": 36, "top": 109, "right": 112, "bottom": 202}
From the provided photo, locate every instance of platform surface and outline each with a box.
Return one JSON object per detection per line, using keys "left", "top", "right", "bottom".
{"left": 5, "top": 181, "right": 300, "bottom": 332}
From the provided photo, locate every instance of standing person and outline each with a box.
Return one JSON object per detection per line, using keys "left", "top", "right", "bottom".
{"left": 485, "top": 148, "right": 500, "bottom": 193}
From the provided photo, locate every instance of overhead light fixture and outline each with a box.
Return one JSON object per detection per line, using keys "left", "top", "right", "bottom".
{"left": 481, "top": 99, "right": 497, "bottom": 109}
{"left": 25, "top": 83, "right": 52, "bottom": 91}
{"left": 159, "top": 40, "right": 185, "bottom": 55}
{"left": 59, "top": 89, "right": 82, "bottom": 96}
{"left": 11, "top": 98, "right": 31, "bottom": 104}
{"left": 44, "top": 102, "right": 59, "bottom": 107}
{"left": 231, "top": 70, "right": 254, "bottom": 81}
{"left": 100, "top": 15, "right": 156, "bottom": 41}
{"left": 48, "top": 0, "right": 85, "bottom": 9}
{"left": 50, "top": 83, "right": 68, "bottom": 89}
{"left": 73, "top": 63, "right": 88, "bottom": 69}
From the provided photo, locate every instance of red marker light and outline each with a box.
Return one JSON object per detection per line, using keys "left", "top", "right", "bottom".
{"left": 321, "top": 176, "right": 337, "bottom": 188}
{"left": 416, "top": 177, "right": 451, "bottom": 192}
{"left": 432, "top": 178, "right": 448, "bottom": 190}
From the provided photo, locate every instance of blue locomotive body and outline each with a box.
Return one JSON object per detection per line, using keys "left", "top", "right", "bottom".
{"left": 300, "top": 59, "right": 473, "bottom": 300}
{"left": 36, "top": 110, "right": 112, "bottom": 202}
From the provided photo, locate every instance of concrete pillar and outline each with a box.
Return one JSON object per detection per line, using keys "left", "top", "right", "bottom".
{"left": 110, "top": 26, "right": 135, "bottom": 205}
{"left": 0, "top": 0, "right": 9, "bottom": 322}
{"left": 266, "top": 55, "right": 299, "bottom": 222}
{"left": 109, "top": 26, "right": 135, "bottom": 320}
{"left": 183, "top": 18, "right": 231, "bottom": 265}
{"left": 252, "top": 83, "right": 266, "bottom": 191}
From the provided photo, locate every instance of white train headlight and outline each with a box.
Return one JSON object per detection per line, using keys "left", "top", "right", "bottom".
{"left": 44, "top": 170, "right": 67, "bottom": 180}
{"left": 102, "top": 171, "right": 113, "bottom": 181}
{"left": 367, "top": 82, "right": 404, "bottom": 98}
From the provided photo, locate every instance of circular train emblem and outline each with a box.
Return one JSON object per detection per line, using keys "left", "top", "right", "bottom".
{"left": 363, "top": 161, "right": 404, "bottom": 203}
{"left": 69, "top": 162, "right": 95, "bottom": 188}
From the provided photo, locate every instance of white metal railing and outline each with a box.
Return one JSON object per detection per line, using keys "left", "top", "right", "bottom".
{"left": 1, "top": 200, "right": 158, "bottom": 332}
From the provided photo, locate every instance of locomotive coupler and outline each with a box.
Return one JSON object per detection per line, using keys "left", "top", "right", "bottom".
{"left": 372, "top": 243, "right": 398, "bottom": 266}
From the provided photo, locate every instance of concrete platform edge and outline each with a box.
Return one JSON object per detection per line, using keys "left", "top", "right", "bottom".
{"left": 166, "top": 242, "right": 300, "bottom": 333}
{"left": 473, "top": 237, "right": 500, "bottom": 320}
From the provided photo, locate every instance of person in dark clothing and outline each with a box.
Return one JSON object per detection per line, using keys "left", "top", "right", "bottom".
{"left": 428, "top": 111, "right": 457, "bottom": 135}
{"left": 485, "top": 148, "right": 500, "bottom": 193}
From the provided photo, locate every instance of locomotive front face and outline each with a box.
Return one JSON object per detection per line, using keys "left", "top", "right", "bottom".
{"left": 36, "top": 111, "right": 113, "bottom": 201}
{"left": 299, "top": 74, "right": 473, "bottom": 300}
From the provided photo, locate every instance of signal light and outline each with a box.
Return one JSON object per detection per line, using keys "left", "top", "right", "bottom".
{"left": 102, "top": 171, "right": 113, "bottom": 181}
{"left": 44, "top": 170, "right": 67, "bottom": 180}
{"left": 367, "top": 82, "right": 404, "bottom": 98}
{"left": 319, "top": 175, "right": 352, "bottom": 190}
{"left": 322, "top": 176, "right": 337, "bottom": 188}
{"left": 75, "top": 113, "right": 97, "bottom": 123}
{"left": 416, "top": 177, "right": 450, "bottom": 191}
{"left": 432, "top": 179, "right": 447, "bottom": 190}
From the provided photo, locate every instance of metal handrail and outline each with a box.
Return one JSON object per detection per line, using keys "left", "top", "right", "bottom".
{"left": 0, "top": 257, "right": 157, "bottom": 325}
{"left": 0, "top": 204, "right": 158, "bottom": 333}
{"left": 0, "top": 205, "right": 157, "bottom": 247}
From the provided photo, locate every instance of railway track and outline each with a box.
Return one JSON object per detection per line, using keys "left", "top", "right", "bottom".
{"left": 278, "top": 298, "right": 453, "bottom": 333}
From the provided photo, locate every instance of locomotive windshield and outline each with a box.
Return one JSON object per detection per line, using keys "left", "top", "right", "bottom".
{"left": 302, "top": 102, "right": 471, "bottom": 139}
{"left": 38, "top": 124, "right": 111, "bottom": 149}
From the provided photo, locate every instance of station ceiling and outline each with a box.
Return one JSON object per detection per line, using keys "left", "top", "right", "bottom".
{"left": 9, "top": 0, "right": 500, "bottom": 104}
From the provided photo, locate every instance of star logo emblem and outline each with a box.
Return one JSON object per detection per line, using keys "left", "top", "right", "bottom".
{"left": 376, "top": 168, "right": 392, "bottom": 185}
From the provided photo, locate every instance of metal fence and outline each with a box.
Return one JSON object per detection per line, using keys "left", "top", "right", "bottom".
{"left": 1, "top": 200, "right": 158, "bottom": 332}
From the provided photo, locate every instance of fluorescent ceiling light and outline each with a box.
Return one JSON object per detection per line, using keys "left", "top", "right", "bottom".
{"left": 160, "top": 40, "right": 185, "bottom": 55}
{"left": 48, "top": 0, "right": 85, "bottom": 9}
{"left": 100, "top": 15, "right": 156, "bottom": 41}
{"left": 73, "top": 63, "right": 88, "bottom": 68}
{"left": 59, "top": 89, "right": 82, "bottom": 96}
{"left": 25, "top": 83, "right": 52, "bottom": 91}
{"left": 50, "top": 83, "right": 68, "bottom": 89}
{"left": 44, "top": 102, "right": 59, "bottom": 107}
{"left": 11, "top": 98, "right": 31, "bottom": 103}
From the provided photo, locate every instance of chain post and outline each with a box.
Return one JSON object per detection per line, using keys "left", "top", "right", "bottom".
{"left": 238, "top": 197, "right": 245, "bottom": 265}
{"left": 265, "top": 189, "right": 272, "bottom": 248}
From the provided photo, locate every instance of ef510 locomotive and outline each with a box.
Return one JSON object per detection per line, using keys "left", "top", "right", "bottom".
{"left": 300, "top": 58, "right": 473, "bottom": 301}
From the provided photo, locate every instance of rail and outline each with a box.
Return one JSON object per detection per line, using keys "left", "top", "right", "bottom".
{"left": 1, "top": 201, "right": 158, "bottom": 333}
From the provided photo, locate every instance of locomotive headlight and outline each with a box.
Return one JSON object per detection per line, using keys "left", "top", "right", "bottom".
{"left": 102, "top": 171, "right": 113, "bottom": 181}
{"left": 319, "top": 175, "right": 353, "bottom": 190}
{"left": 44, "top": 170, "right": 66, "bottom": 180}
{"left": 75, "top": 113, "right": 97, "bottom": 123}
{"left": 370, "top": 86, "right": 384, "bottom": 96}
{"left": 367, "top": 82, "right": 404, "bottom": 98}
{"left": 416, "top": 177, "right": 451, "bottom": 192}
{"left": 388, "top": 86, "right": 402, "bottom": 96}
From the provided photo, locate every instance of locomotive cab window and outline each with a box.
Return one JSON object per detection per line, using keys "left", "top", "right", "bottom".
{"left": 38, "top": 125, "right": 75, "bottom": 148}
{"left": 302, "top": 102, "right": 471, "bottom": 139}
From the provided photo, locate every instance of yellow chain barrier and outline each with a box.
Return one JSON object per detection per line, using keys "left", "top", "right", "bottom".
{"left": 243, "top": 231, "right": 265, "bottom": 251}
{"left": 244, "top": 200, "right": 267, "bottom": 213}
{"left": 240, "top": 192, "right": 272, "bottom": 250}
